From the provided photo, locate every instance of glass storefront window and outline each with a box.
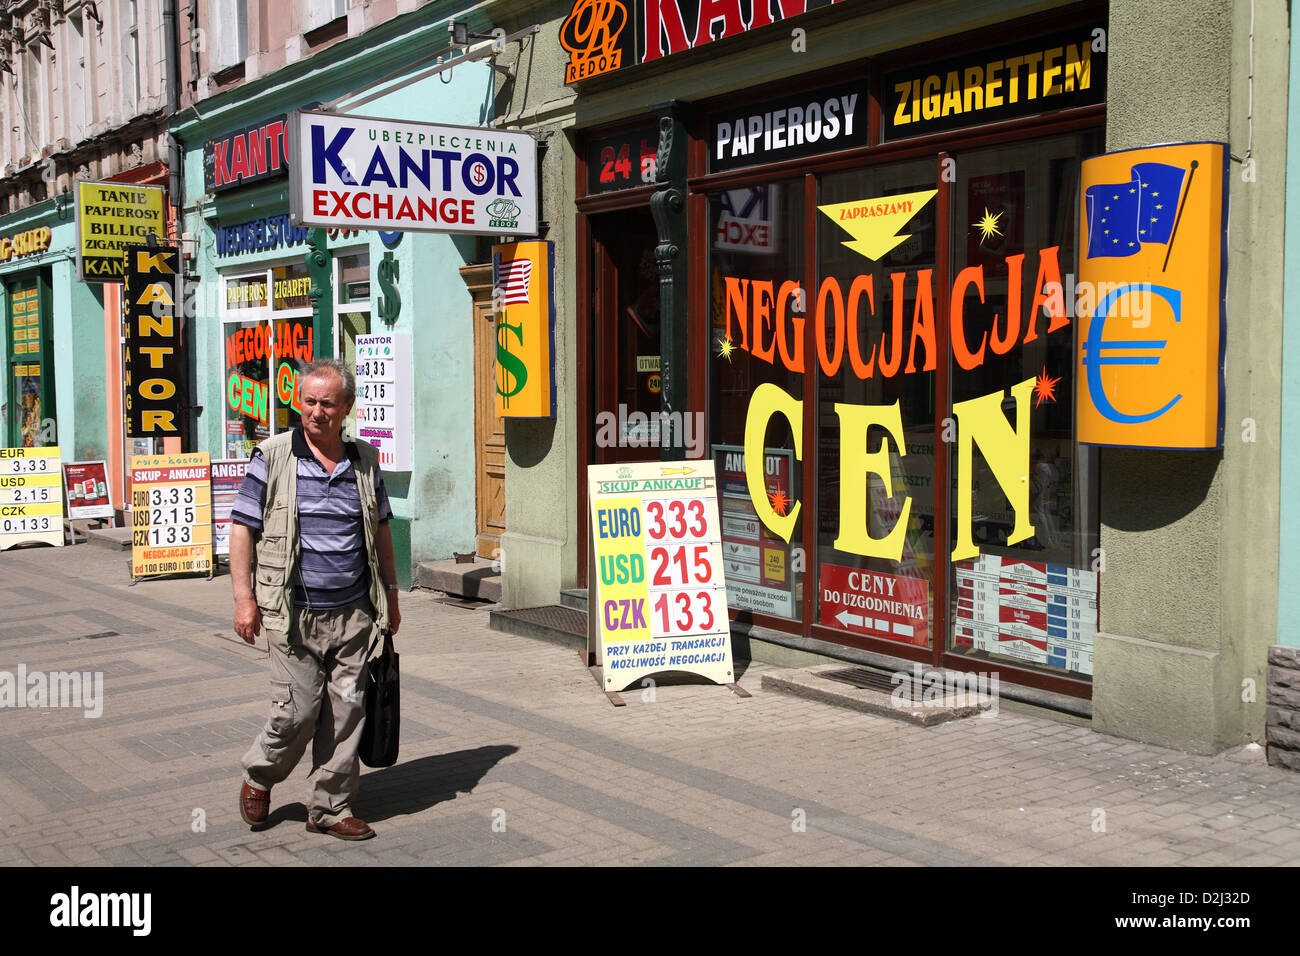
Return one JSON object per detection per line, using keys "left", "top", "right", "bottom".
{"left": 334, "top": 249, "right": 371, "bottom": 438}
{"left": 816, "top": 158, "right": 938, "bottom": 648}
{"left": 698, "top": 125, "right": 1102, "bottom": 683}
{"left": 945, "top": 132, "right": 1102, "bottom": 678}
{"left": 221, "top": 262, "right": 315, "bottom": 459}
{"left": 708, "top": 180, "right": 805, "bottom": 622}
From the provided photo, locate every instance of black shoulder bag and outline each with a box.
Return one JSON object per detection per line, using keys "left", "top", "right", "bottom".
{"left": 360, "top": 632, "right": 400, "bottom": 768}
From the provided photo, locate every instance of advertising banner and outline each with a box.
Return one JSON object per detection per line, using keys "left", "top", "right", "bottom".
{"left": 0, "top": 446, "right": 64, "bottom": 549}
{"left": 1077, "top": 142, "right": 1228, "bottom": 449}
{"left": 560, "top": 0, "right": 834, "bottom": 85}
{"left": 953, "top": 554, "right": 1096, "bottom": 676}
{"left": 587, "top": 460, "right": 735, "bottom": 692}
{"left": 210, "top": 458, "right": 248, "bottom": 557}
{"left": 62, "top": 461, "right": 114, "bottom": 520}
{"left": 288, "top": 110, "right": 538, "bottom": 236}
{"left": 205, "top": 115, "right": 290, "bottom": 193}
{"left": 130, "top": 453, "right": 213, "bottom": 578}
{"left": 492, "top": 241, "right": 555, "bottom": 418}
{"left": 355, "top": 333, "right": 413, "bottom": 470}
{"left": 122, "top": 244, "right": 184, "bottom": 437}
{"left": 713, "top": 445, "right": 796, "bottom": 618}
{"left": 75, "top": 182, "right": 166, "bottom": 282}
{"left": 708, "top": 79, "right": 867, "bottom": 173}
{"left": 818, "top": 563, "right": 929, "bottom": 647}
{"left": 882, "top": 24, "right": 1107, "bottom": 140}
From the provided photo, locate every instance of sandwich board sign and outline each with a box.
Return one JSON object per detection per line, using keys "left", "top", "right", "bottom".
{"left": 587, "top": 460, "right": 737, "bottom": 697}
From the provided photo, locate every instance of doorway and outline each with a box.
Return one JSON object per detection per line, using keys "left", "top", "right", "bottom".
{"left": 590, "top": 209, "right": 662, "bottom": 465}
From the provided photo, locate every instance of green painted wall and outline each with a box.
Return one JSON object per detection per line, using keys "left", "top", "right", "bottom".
{"left": 1092, "top": 0, "right": 1287, "bottom": 752}
{"left": 175, "top": 3, "right": 497, "bottom": 572}
{"left": 0, "top": 205, "right": 107, "bottom": 461}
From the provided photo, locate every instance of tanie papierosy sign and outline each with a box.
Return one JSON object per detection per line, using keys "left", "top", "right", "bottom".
{"left": 288, "top": 110, "right": 538, "bottom": 237}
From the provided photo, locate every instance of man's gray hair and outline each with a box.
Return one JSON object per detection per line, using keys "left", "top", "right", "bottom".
{"left": 301, "top": 358, "right": 356, "bottom": 400}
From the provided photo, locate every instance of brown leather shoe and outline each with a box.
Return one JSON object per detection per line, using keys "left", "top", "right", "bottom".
{"left": 306, "top": 816, "right": 375, "bottom": 841}
{"left": 239, "top": 782, "right": 270, "bottom": 827}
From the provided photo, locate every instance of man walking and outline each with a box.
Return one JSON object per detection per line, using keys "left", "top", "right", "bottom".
{"left": 230, "top": 358, "right": 401, "bottom": 840}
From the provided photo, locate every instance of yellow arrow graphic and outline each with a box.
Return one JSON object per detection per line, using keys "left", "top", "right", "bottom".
{"left": 818, "top": 189, "right": 938, "bottom": 262}
{"left": 661, "top": 467, "right": 695, "bottom": 476}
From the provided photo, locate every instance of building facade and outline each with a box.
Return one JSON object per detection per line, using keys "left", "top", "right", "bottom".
{"left": 175, "top": 0, "right": 503, "bottom": 583}
{"left": 485, "top": 0, "right": 1289, "bottom": 754}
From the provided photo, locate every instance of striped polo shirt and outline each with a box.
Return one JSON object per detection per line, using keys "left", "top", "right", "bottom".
{"left": 231, "top": 427, "right": 393, "bottom": 609}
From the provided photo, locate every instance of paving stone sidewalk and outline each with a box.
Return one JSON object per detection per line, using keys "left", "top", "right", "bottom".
{"left": 0, "top": 543, "right": 1297, "bottom": 866}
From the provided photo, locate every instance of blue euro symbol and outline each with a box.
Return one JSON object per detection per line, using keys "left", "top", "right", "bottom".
{"left": 1082, "top": 283, "right": 1182, "bottom": 424}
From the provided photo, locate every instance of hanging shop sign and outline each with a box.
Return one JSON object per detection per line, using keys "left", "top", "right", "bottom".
{"left": 882, "top": 24, "right": 1106, "bottom": 140}
{"left": 0, "top": 227, "right": 52, "bottom": 262}
{"left": 75, "top": 182, "right": 166, "bottom": 282}
{"left": 0, "top": 446, "right": 64, "bottom": 550}
{"left": 1076, "top": 142, "right": 1228, "bottom": 449}
{"left": 561, "top": 0, "right": 842, "bottom": 84}
{"left": 287, "top": 110, "right": 538, "bottom": 236}
{"left": 709, "top": 79, "right": 866, "bottom": 173}
{"left": 62, "top": 461, "right": 113, "bottom": 520}
{"left": 205, "top": 115, "right": 290, "bottom": 193}
{"left": 210, "top": 458, "right": 248, "bottom": 557}
{"left": 122, "top": 244, "right": 184, "bottom": 437}
{"left": 355, "top": 333, "right": 413, "bottom": 471}
{"left": 587, "top": 460, "right": 735, "bottom": 692}
{"left": 130, "top": 453, "right": 213, "bottom": 578}
{"left": 585, "top": 124, "right": 659, "bottom": 195}
{"left": 492, "top": 241, "right": 556, "bottom": 418}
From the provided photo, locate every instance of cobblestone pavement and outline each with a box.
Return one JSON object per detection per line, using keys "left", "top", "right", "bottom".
{"left": 0, "top": 543, "right": 1297, "bottom": 867}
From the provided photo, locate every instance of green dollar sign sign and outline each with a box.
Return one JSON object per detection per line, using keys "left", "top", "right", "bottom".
{"left": 378, "top": 251, "right": 401, "bottom": 324}
{"left": 496, "top": 318, "right": 528, "bottom": 407}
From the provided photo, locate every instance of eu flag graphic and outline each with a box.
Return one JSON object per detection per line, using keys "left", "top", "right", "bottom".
{"left": 1085, "top": 162, "right": 1186, "bottom": 259}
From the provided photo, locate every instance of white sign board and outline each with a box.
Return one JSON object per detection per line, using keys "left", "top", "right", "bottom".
{"left": 355, "top": 332, "right": 413, "bottom": 471}
{"left": 1, "top": 446, "right": 64, "bottom": 549}
{"left": 288, "top": 110, "right": 537, "bottom": 237}
{"left": 587, "top": 460, "right": 735, "bottom": 693}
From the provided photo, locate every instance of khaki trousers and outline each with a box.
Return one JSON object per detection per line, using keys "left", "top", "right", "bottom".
{"left": 241, "top": 598, "right": 377, "bottom": 827}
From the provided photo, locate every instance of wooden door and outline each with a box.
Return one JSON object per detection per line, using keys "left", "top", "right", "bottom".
{"left": 462, "top": 263, "right": 506, "bottom": 558}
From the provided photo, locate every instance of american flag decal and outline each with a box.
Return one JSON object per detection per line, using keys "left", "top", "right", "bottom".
{"left": 494, "top": 258, "right": 532, "bottom": 307}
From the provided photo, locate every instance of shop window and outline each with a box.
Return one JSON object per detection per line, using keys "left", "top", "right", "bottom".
{"left": 708, "top": 180, "right": 805, "bottom": 622}
{"left": 6, "top": 277, "right": 54, "bottom": 449}
{"left": 701, "top": 126, "right": 1102, "bottom": 683}
{"left": 815, "top": 158, "right": 938, "bottom": 648}
{"left": 221, "top": 264, "right": 314, "bottom": 459}
{"left": 945, "top": 133, "right": 1101, "bottom": 678}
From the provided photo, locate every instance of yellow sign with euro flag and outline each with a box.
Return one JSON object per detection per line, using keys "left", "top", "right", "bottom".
{"left": 492, "top": 240, "right": 555, "bottom": 418}
{"left": 587, "top": 460, "right": 735, "bottom": 695}
{"left": 1077, "top": 142, "right": 1228, "bottom": 448}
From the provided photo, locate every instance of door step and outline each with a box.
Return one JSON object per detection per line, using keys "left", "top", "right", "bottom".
{"left": 413, "top": 558, "right": 501, "bottom": 602}
{"left": 489, "top": 604, "right": 586, "bottom": 650}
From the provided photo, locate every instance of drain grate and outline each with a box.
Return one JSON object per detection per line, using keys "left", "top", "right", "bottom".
{"left": 78, "top": 631, "right": 119, "bottom": 640}
{"left": 819, "top": 666, "right": 920, "bottom": 701}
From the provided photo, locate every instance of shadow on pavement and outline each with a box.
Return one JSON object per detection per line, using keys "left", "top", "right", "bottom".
{"left": 255, "top": 745, "right": 520, "bottom": 831}
{"left": 356, "top": 745, "right": 520, "bottom": 823}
